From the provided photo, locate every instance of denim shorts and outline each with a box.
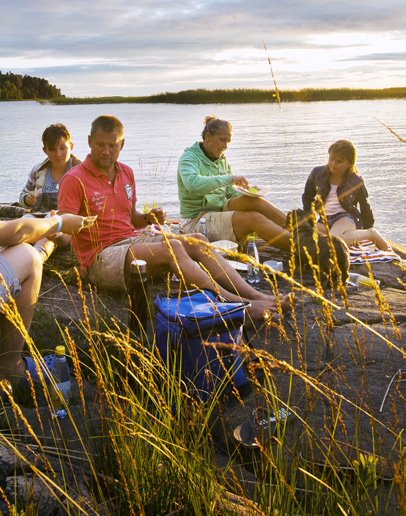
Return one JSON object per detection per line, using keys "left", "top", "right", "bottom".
{"left": 0, "top": 253, "right": 21, "bottom": 310}
{"left": 324, "top": 212, "right": 359, "bottom": 230}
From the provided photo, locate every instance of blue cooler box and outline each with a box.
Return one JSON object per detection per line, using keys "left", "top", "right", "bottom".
{"left": 155, "top": 289, "right": 249, "bottom": 401}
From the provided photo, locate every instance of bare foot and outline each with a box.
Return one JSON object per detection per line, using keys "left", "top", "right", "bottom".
{"left": 246, "top": 293, "right": 296, "bottom": 321}
{"left": 280, "top": 293, "right": 298, "bottom": 311}
{"left": 252, "top": 291, "right": 297, "bottom": 310}
{"left": 51, "top": 232, "right": 72, "bottom": 247}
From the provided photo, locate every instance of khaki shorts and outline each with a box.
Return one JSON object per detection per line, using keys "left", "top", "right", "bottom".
{"left": 182, "top": 201, "right": 236, "bottom": 242}
{"left": 87, "top": 231, "right": 163, "bottom": 290}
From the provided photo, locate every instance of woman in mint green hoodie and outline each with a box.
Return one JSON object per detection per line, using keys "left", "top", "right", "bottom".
{"left": 177, "top": 116, "right": 291, "bottom": 251}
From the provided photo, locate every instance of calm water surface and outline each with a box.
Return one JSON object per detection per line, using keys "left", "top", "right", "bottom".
{"left": 1, "top": 100, "right": 405, "bottom": 245}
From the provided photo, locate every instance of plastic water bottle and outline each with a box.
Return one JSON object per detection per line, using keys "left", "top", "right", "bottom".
{"left": 246, "top": 234, "right": 261, "bottom": 284}
{"left": 128, "top": 259, "right": 149, "bottom": 333}
{"left": 171, "top": 221, "right": 180, "bottom": 235}
{"left": 49, "top": 346, "right": 70, "bottom": 419}
{"left": 347, "top": 272, "right": 380, "bottom": 289}
{"left": 199, "top": 218, "right": 208, "bottom": 239}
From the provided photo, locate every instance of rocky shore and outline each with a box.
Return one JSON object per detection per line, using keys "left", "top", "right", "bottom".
{"left": 0, "top": 203, "right": 405, "bottom": 515}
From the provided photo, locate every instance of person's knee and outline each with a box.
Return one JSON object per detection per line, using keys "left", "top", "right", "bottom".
{"left": 189, "top": 232, "right": 209, "bottom": 243}
{"left": 232, "top": 210, "right": 264, "bottom": 231}
{"left": 25, "top": 243, "right": 42, "bottom": 265}
{"left": 19, "top": 245, "right": 43, "bottom": 286}
{"left": 168, "top": 238, "right": 197, "bottom": 264}
{"left": 169, "top": 239, "right": 194, "bottom": 258}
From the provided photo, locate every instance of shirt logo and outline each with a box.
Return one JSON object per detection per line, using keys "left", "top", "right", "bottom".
{"left": 124, "top": 184, "right": 133, "bottom": 199}
{"left": 92, "top": 191, "right": 106, "bottom": 211}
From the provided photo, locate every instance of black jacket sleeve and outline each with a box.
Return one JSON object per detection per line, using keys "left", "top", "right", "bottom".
{"left": 302, "top": 167, "right": 321, "bottom": 212}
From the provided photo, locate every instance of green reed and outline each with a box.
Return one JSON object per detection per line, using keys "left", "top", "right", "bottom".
{"left": 49, "top": 87, "right": 406, "bottom": 105}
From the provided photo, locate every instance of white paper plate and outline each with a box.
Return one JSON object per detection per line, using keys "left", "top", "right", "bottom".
{"left": 227, "top": 260, "right": 248, "bottom": 271}
{"left": 212, "top": 240, "right": 238, "bottom": 255}
{"left": 264, "top": 260, "right": 283, "bottom": 272}
{"left": 233, "top": 185, "right": 270, "bottom": 198}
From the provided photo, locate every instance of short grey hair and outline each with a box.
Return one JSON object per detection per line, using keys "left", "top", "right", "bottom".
{"left": 90, "top": 115, "right": 124, "bottom": 140}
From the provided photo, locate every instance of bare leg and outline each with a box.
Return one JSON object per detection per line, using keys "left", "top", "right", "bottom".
{"left": 225, "top": 197, "right": 291, "bottom": 250}
{"left": 316, "top": 222, "right": 327, "bottom": 234}
{"left": 124, "top": 238, "right": 295, "bottom": 321}
{"left": 34, "top": 234, "right": 72, "bottom": 263}
{"left": 330, "top": 219, "right": 389, "bottom": 251}
{"left": 230, "top": 210, "right": 292, "bottom": 251}
{"left": 228, "top": 195, "right": 287, "bottom": 226}
{"left": 0, "top": 245, "right": 42, "bottom": 382}
{"left": 179, "top": 234, "right": 292, "bottom": 303}
{"left": 34, "top": 237, "right": 56, "bottom": 263}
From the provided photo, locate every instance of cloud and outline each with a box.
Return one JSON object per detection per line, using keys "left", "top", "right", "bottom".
{"left": 1, "top": 0, "right": 406, "bottom": 95}
{"left": 348, "top": 52, "right": 406, "bottom": 62}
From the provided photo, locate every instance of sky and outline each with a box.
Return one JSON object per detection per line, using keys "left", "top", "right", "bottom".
{"left": 1, "top": 0, "right": 406, "bottom": 98}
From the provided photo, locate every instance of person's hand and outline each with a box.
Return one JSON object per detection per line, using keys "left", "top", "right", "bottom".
{"left": 58, "top": 214, "right": 88, "bottom": 235}
{"left": 231, "top": 175, "right": 249, "bottom": 189}
{"left": 149, "top": 207, "right": 167, "bottom": 225}
{"left": 25, "top": 192, "right": 38, "bottom": 206}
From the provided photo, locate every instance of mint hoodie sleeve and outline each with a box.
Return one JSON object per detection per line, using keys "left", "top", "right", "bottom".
{"left": 178, "top": 154, "right": 233, "bottom": 194}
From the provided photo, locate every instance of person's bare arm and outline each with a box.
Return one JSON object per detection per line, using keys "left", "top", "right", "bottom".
{"left": 0, "top": 214, "right": 86, "bottom": 246}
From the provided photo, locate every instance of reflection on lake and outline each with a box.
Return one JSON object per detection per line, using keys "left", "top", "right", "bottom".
{"left": 0, "top": 99, "right": 405, "bottom": 245}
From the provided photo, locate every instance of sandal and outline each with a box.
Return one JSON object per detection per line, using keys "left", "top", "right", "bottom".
{"left": 0, "top": 355, "right": 56, "bottom": 403}
{"left": 20, "top": 355, "right": 56, "bottom": 387}
{"left": 0, "top": 381, "right": 12, "bottom": 403}
{"left": 233, "top": 406, "right": 294, "bottom": 448}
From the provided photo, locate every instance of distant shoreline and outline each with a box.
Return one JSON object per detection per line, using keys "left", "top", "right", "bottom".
{"left": 43, "top": 87, "right": 406, "bottom": 105}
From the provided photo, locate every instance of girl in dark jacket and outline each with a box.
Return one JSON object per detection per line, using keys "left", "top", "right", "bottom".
{"left": 302, "top": 139, "right": 388, "bottom": 251}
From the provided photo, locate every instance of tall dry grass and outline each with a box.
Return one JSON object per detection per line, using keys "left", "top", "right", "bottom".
{"left": 0, "top": 225, "right": 404, "bottom": 514}
{"left": 1, "top": 75, "right": 405, "bottom": 514}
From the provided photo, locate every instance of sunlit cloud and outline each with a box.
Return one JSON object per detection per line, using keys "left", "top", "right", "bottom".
{"left": 1, "top": 0, "right": 405, "bottom": 96}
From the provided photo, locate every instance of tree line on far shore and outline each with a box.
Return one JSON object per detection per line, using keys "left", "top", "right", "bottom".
{"left": 52, "top": 87, "right": 406, "bottom": 104}
{"left": 0, "top": 71, "right": 63, "bottom": 100}
{"left": 1, "top": 69, "right": 405, "bottom": 103}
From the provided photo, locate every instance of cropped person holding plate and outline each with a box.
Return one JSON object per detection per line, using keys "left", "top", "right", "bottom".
{"left": 177, "top": 115, "right": 291, "bottom": 250}
{"left": 0, "top": 211, "right": 90, "bottom": 399}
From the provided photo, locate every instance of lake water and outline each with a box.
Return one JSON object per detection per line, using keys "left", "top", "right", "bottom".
{"left": 1, "top": 99, "right": 405, "bottom": 245}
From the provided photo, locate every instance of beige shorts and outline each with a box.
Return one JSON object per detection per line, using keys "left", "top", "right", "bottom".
{"left": 182, "top": 201, "right": 236, "bottom": 242}
{"left": 87, "top": 231, "right": 163, "bottom": 290}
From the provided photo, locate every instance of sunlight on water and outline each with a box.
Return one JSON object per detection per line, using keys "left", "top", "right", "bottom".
{"left": 0, "top": 99, "right": 405, "bottom": 245}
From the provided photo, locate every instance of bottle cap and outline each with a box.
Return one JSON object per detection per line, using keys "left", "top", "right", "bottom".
{"left": 55, "top": 345, "right": 65, "bottom": 356}
{"left": 131, "top": 259, "right": 147, "bottom": 274}
{"left": 248, "top": 234, "right": 255, "bottom": 241}
{"left": 200, "top": 218, "right": 206, "bottom": 223}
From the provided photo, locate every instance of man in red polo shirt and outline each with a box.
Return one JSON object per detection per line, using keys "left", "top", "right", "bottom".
{"left": 58, "top": 115, "right": 295, "bottom": 322}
